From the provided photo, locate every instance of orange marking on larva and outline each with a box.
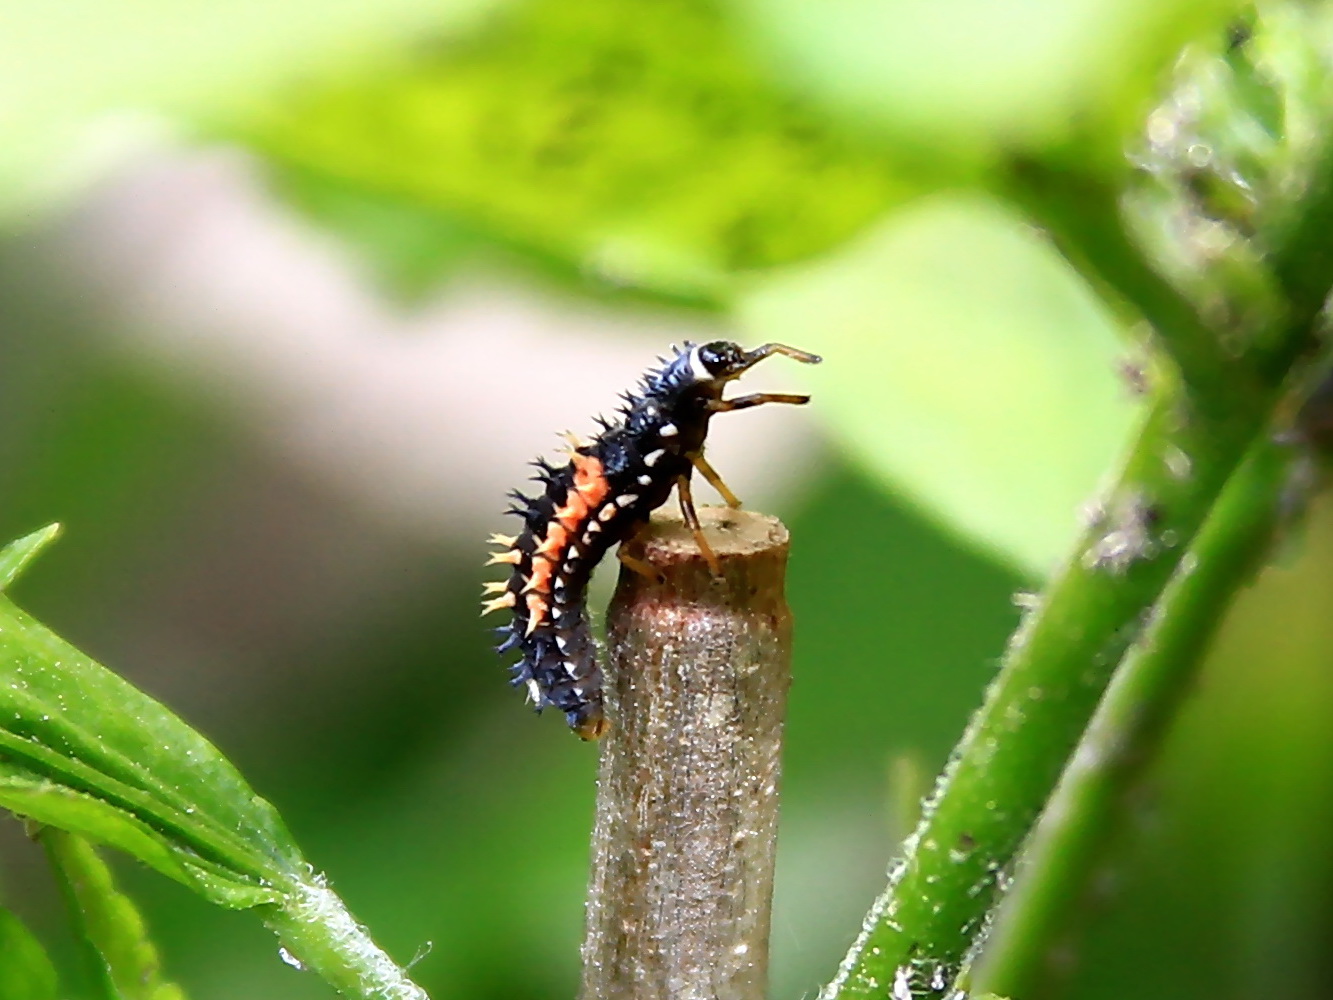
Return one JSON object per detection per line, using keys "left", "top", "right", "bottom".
{"left": 525, "top": 593, "right": 549, "bottom": 634}
{"left": 528, "top": 556, "right": 554, "bottom": 593}
{"left": 555, "top": 492, "right": 588, "bottom": 526}
{"left": 572, "top": 455, "right": 611, "bottom": 506}
{"left": 536, "top": 521, "right": 569, "bottom": 558}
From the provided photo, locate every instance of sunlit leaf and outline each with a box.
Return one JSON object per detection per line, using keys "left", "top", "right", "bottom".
{"left": 0, "top": 0, "right": 501, "bottom": 218}
{"left": 240, "top": 0, "right": 911, "bottom": 300}
{"left": 728, "top": 0, "right": 1237, "bottom": 151}
{"left": 739, "top": 194, "right": 1138, "bottom": 576}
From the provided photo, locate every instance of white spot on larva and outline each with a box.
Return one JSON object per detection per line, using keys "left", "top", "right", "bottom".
{"left": 525, "top": 679, "right": 542, "bottom": 704}
{"left": 586, "top": 521, "right": 602, "bottom": 535}
{"left": 687, "top": 344, "right": 712, "bottom": 382}
{"left": 556, "top": 635, "right": 569, "bottom": 651}
{"left": 659, "top": 423, "right": 679, "bottom": 438}
{"left": 644, "top": 449, "right": 665, "bottom": 466}
{"left": 617, "top": 494, "right": 639, "bottom": 507}
{"left": 598, "top": 505, "right": 618, "bottom": 522}
{"left": 638, "top": 474, "right": 653, "bottom": 486}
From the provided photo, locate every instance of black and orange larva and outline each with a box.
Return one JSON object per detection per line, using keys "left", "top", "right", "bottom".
{"left": 481, "top": 340, "right": 820, "bottom": 740}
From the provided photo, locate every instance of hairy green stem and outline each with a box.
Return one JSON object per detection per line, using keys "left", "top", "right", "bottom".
{"left": 976, "top": 437, "right": 1296, "bottom": 999}
{"left": 1005, "top": 157, "right": 1251, "bottom": 412}
{"left": 821, "top": 109, "right": 1333, "bottom": 999}
{"left": 818, "top": 395, "right": 1271, "bottom": 1000}
{"left": 261, "top": 875, "right": 431, "bottom": 1000}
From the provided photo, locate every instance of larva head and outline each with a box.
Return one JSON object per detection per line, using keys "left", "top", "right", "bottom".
{"left": 688, "top": 341, "right": 822, "bottom": 384}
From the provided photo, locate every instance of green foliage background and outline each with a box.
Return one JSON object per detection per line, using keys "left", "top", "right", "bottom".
{"left": 4, "top": 0, "right": 1333, "bottom": 998}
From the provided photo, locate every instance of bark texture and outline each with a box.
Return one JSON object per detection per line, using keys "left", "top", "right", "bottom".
{"left": 580, "top": 508, "right": 793, "bottom": 1000}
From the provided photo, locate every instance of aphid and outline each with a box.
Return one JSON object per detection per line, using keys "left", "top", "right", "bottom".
{"left": 481, "top": 340, "right": 821, "bottom": 739}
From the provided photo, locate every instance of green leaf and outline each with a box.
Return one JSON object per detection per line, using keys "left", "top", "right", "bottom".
{"left": 238, "top": 0, "right": 910, "bottom": 300}
{"left": 0, "top": 591, "right": 299, "bottom": 905}
{"left": 738, "top": 194, "right": 1137, "bottom": 577}
{"left": 40, "top": 829, "right": 188, "bottom": 1000}
{"left": 0, "top": 0, "right": 501, "bottom": 220}
{"left": 0, "top": 528, "right": 430, "bottom": 999}
{"left": 0, "top": 766, "right": 276, "bottom": 909}
{"left": 729, "top": 0, "right": 1234, "bottom": 150}
{"left": 0, "top": 908, "right": 58, "bottom": 1000}
{"left": 0, "top": 525, "right": 61, "bottom": 592}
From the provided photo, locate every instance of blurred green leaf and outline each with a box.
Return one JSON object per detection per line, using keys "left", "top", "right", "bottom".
{"left": 739, "top": 194, "right": 1137, "bottom": 576}
{"left": 41, "top": 828, "right": 187, "bottom": 1000}
{"left": 0, "top": 524, "right": 61, "bottom": 592}
{"left": 272, "top": 172, "right": 490, "bottom": 301}
{"left": 729, "top": 0, "right": 1236, "bottom": 152}
{"left": 0, "top": 908, "right": 58, "bottom": 1000}
{"left": 0, "top": 0, "right": 500, "bottom": 219}
{"left": 240, "top": 0, "right": 910, "bottom": 300}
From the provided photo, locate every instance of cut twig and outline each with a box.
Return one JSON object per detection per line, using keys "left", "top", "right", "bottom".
{"left": 580, "top": 508, "right": 792, "bottom": 1000}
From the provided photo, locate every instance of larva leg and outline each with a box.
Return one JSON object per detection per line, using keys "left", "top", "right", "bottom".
{"left": 616, "top": 547, "right": 663, "bottom": 583}
{"left": 708, "top": 392, "right": 810, "bottom": 413}
{"left": 677, "top": 473, "right": 723, "bottom": 577}
{"left": 690, "top": 452, "right": 742, "bottom": 509}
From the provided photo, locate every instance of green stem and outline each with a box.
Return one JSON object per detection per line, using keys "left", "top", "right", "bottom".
{"left": 975, "top": 437, "right": 1296, "bottom": 999}
{"left": 818, "top": 395, "right": 1270, "bottom": 1000}
{"left": 39, "top": 827, "right": 188, "bottom": 1000}
{"left": 822, "top": 115, "right": 1333, "bottom": 1000}
{"left": 260, "top": 875, "right": 431, "bottom": 1000}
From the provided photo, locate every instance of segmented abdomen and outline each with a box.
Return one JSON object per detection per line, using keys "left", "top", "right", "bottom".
{"left": 484, "top": 447, "right": 625, "bottom": 740}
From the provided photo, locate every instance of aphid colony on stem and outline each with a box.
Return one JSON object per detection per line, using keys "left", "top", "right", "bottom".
{"left": 482, "top": 340, "right": 821, "bottom": 739}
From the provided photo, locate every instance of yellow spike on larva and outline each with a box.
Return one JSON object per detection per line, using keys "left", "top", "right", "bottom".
{"left": 486, "top": 549, "right": 523, "bottom": 566}
{"left": 480, "top": 593, "right": 517, "bottom": 615}
{"left": 488, "top": 532, "right": 518, "bottom": 547}
{"left": 481, "top": 581, "right": 509, "bottom": 595}
{"left": 520, "top": 575, "right": 539, "bottom": 594}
